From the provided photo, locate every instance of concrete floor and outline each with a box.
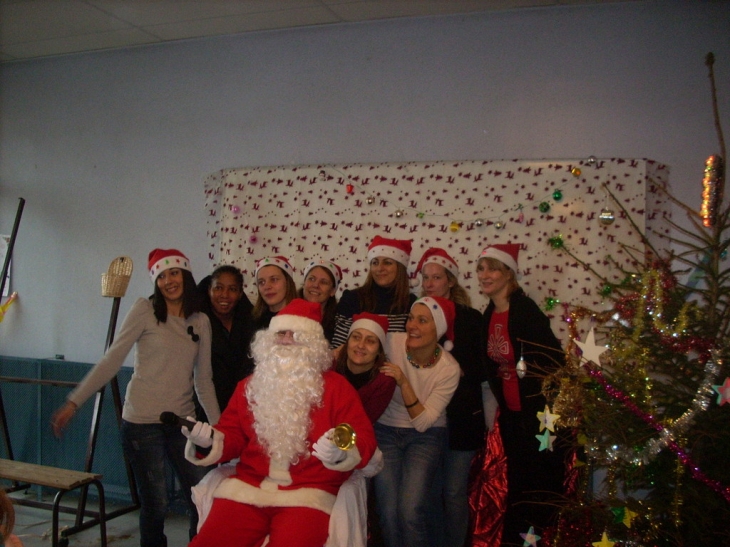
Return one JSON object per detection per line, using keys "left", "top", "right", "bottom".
{"left": 10, "top": 493, "right": 191, "bottom": 547}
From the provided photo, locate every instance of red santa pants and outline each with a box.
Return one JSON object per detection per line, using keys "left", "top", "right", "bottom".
{"left": 189, "top": 498, "right": 330, "bottom": 547}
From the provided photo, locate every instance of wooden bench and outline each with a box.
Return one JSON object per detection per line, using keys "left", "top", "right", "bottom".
{"left": 0, "top": 458, "right": 107, "bottom": 547}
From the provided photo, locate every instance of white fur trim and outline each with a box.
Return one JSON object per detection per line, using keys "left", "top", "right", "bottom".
{"left": 262, "top": 458, "right": 293, "bottom": 489}
{"left": 214, "top": 477, "right": 338, "bottom": 515}
{"left": 367, "top": 245, "right": 410, "bottom": 267}
{"left": 185, "top": 429, "right": 225, "bottom": 466}
{"left": 422, "top": 255, "right": 459, "bottom": 277}
{"left": 414, "top": 297, "right": 447, "bottom": 340}
{"left": 349, "top": 318, "right": 386, "bottom": 348}
{"left": 269, "top": 314, "right": 324, "bottom": 336}
{"left": 149, "top": 256, "right": 191, "bottom": 282}
{"left": 479, "top": 248, "right": 518, "bottom": 273}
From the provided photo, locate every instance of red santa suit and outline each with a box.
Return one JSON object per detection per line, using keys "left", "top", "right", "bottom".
{"left": 186, "top": 368, "right": 376, "bottom": 547}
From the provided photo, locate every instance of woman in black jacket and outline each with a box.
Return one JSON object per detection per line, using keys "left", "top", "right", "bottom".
{"left": 477, "top": 244, "right": 566, "bottom": 546}
{"left": 416, "top": 247, "right": 487, "bottom": 547}
{"left": 197, "top": 265, "right": 256, "bottom": 417}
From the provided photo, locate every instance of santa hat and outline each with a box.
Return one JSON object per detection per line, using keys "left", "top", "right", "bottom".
{"left": 413, "top": 296, "right": 456, "bottom": 352}
{"left": 302, "top": 259, "right": 343, "bottom": 288}
{"left": 366, "top": 236, "right": 412, "bottom": 268}
{"left": 416, "top": 247, "right": 460, "bottom": 278}
{"left": 478, "top": 244, "right": 520, "bottom": 274}
{"left": 148, "top": 248, "right": 191, "bottom": 282}
{"left": 269, "top": 298, "right": 324, "bottom": 336}
{"left": 349, "top": 312, "right": 389, "bottom": 348}
{"left": 255, "top": 256, "right": 295, "bottom": 280}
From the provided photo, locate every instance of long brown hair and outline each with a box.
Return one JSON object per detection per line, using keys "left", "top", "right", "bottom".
{"left": 150, "top": 269, "right": 200, "bottom": 322}
{"left": 252, "top": 267, "right": 298, "bottom": 320}
{"left": 355, "top": 262, "right": 411, "bottom": 314}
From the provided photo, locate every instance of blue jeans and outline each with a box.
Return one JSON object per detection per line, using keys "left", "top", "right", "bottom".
{"left": 442, "top": 448, "right": 476, "bottom": 547}
{"left": 121, "top": 420, "right": 210, "bottom": 547}
{"left": 373, "top": 423, "right": 447, "bottom": 547}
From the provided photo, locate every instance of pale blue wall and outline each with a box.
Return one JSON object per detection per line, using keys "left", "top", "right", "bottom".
{"left": 1, "top": 0, "right": 729, "bottom": 363}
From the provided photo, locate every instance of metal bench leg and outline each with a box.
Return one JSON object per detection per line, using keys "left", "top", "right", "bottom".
{"left": 91, "top": 479, "right": 108, "bottom": 547}
{"left": 51, "top": 489, "right": 67, "bottom": 547}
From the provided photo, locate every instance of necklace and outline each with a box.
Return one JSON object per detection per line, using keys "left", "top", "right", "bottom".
{"left": 407, "top": 346, "right": 441, "bottom": 369}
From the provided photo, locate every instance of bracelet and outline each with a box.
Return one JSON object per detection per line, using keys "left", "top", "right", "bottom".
{"left": 404, "top": 399, "right": 419, "bottom": 409}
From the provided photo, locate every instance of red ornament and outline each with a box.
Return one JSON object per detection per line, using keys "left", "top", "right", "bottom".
{"left": 346, "top": 184, "right": 354, "bottom": 194}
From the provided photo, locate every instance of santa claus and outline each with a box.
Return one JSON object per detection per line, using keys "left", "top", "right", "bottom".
{"left": 183, "top": 298, "right": 377, "bottom": 547}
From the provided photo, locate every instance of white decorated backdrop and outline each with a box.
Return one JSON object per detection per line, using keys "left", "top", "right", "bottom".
{"left": 205, "top": 158, "right": 670, "bottom": 343}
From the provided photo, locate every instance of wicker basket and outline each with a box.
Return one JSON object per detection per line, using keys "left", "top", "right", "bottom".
{"left": 101, "top": 256, "right": 133, "bottom": 298}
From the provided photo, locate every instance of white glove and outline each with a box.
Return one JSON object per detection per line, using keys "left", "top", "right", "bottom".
{"left": 312, "top": 428, "right": 346, "bottom": 464}
{"left": 181, "top": 417, "right": 213, "bottom": 448}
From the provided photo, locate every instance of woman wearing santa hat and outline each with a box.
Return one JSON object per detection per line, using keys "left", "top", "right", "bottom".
{"left": 374, "top": 296, "right": 461, "bottom": 547}
{"left": 416, "top": 247, "right": 487, "bottom": 547}
{"left": 252, "top": 256, "right": 297, "bottom": 331}
{"left": 330, "top": 236, "right": 417, "bottom": 349}
{"left": 334, "top": 312, "right": 396, "bottom": 423}
{"left": 477, "top": 243, "right": 566, "bottom": 546}
{"left": 299, "top": 259, "right": 342, "bottom": 344}
{"left": 51, "top": 248, "right": 220, "bottom": 547}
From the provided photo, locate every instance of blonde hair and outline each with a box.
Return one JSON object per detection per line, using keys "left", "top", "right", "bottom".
{"left": 419, "top": 269, "right": 471, "bottom": 308}
{"left": 479, "top": 257, "right": 520, "bottom": 296}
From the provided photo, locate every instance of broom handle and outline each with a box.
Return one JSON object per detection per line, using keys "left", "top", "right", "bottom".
{"left": 0, "top": 198, "right": 25, "bottom": 298}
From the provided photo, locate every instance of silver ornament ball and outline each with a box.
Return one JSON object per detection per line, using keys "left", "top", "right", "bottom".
{"left": 599, "top": 207, "right": 615, "bottom": 225}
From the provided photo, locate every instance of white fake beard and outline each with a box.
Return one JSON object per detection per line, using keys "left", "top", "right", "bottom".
{"left": 247, "top": 330, "right": 332, "bottom": 464}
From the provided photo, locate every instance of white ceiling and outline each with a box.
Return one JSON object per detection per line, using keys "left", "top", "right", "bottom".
{"left": 0, "top": 0, "right": 636, "bottom": 63}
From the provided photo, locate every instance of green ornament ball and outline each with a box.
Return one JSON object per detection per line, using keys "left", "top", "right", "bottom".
{"left": 552, "top": 190, "right": 563, "bottom": 201}
{"left": 539, "top": 201, "right": 551, "bottom": 213}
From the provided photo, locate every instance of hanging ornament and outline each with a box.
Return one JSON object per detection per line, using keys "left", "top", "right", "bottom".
{"left": 516, "top": 358, "right": 527, "bottom": 379}
{"left": 539, "top": 201, "right": 551, "bottom": 213}
{"left": 544, "top": 297, "right": 559, "bottom": 311}
{"left": 552, "top": 189, "right": 563, "bottom": 202}
{"left": 417, "top": 211, "right": 425, "bottom": 219}
{"left": 395, "top": 209, "right": 404, "bottom": 218}
{"left": 449, "top": 221, "right": 462, "bottom": 233}
{"left": 571, "top": 167, "right": 582, "bottom": 177}
{"left": 231, "top": 205, "right": 241, "bottom": 215}
{"left": 346, "top": 184, "right": 354, "bottom": 194}
{"left": 587, "top": 155, "right": 597, "bottom": 166}
{"left": 548, "top": 235, "right": 564, "bottom": 249}
{"left": 366, "top": 196, "right": 375, "bottom": 205}
{"left": 701, "top": 154, "right": 724, "bottom": 227}
{"left": 600, "top": 284, "right": 613, "bottom": 297}
{"left": 474, "top": 218, "right": 484, "bottom": 227}
{"left": 599, "top": 207, "right": 616, "bottom": 225}
{"left": 494, "top": 220, "right": 504, "bottom": 230}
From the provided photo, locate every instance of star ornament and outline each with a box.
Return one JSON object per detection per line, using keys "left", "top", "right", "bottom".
{"left": 712, "top": 377, "right": 730, "bottom": 405}
{"left": 520, "top": 526, "right": 541, "bottom": 547}
{"left": 536, "top": 429, "right": 556, "bottom": 452}
{"left": 592, "top": 531, "right": 616, "bottom": 547}
{"left": 537, "top": 404, "right": 560, "bottom": 432}
{"left": 574, "top": 328, "right": 609, "bottom": 366}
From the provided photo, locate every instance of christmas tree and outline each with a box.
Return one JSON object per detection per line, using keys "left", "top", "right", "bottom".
{"left": 542, "top": 53, "right": 729, "bottom": 547}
